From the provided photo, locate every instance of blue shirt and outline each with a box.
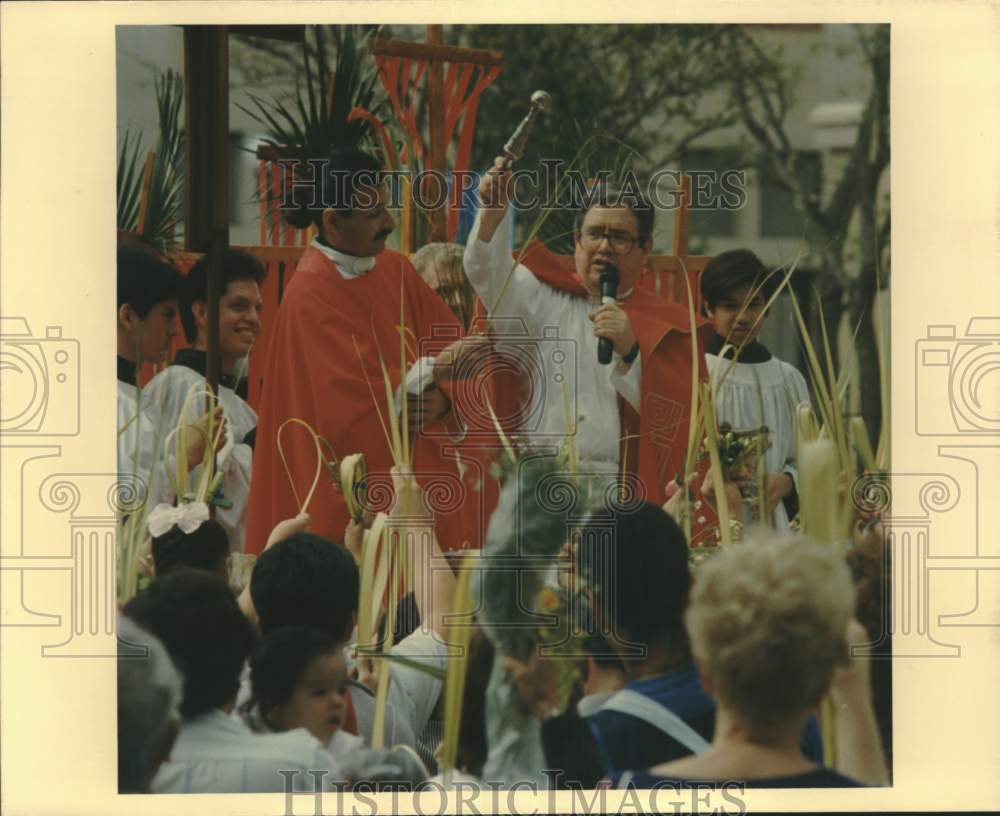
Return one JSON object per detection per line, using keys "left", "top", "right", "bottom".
{"left": 586, "top": 664, "right": 824, "bottom": 784}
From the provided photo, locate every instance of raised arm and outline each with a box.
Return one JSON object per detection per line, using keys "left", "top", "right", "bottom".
{"left": 462, "top": 159, "right": 545, "bottom": 316}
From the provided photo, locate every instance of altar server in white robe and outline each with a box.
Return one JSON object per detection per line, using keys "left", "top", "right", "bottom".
{"left": 700, "top": 249, "right": 812, "bottom": 530}
{"left": 117, "top": 244, "right": 221, "bottom": 505}
{"left": 144, "top": 250, "right": 263, "bottom": 551}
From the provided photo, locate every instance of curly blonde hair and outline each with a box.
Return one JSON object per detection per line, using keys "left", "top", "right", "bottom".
{"left": 685, "top": 534, "right": 854, "bottom": 736}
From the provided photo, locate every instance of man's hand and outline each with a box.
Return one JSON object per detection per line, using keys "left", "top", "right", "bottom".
{"left": 662, "top": 472, "right": 699, "bottom": 524}
{"left": 477, "top": 156, "right": 513, "bottom": 242}
{"left": 406, "top": 384, "right": 450, "bottom": 436}
{"left": 764, "top": 472, "right": 794, "bottom": 513}
{"left": 588, "top": 303, "right": 636, "bottom": 358}
{"left": 389, "top": 465, "right": 426, "bottom": 518}
{"left": 185, "top": 406, "right": 226, "bottom": 465}
{"left": 433, "top": 334, "right": 494, "bottom": 385}
{"left": 700, "top": 468, "right": 744, "bottom": 518}
{"left": 344, "top": 512, "right": 374, "bottom": 567}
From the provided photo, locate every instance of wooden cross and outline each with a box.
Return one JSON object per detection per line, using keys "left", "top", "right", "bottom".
{"left": 371, "top": 25, "right": 504, "bottom": 246}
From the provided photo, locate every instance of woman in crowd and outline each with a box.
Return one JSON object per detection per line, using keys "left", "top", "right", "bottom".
{"left": 624, "top": 534, "right": 888, "bottom": 789}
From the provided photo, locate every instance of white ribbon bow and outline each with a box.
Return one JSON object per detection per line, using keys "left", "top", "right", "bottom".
{"left": 147, "top": 502, "right": 210, "bottom": 538}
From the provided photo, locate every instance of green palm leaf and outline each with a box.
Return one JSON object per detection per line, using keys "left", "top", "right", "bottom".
{"left": 536, "top": 124, "right": 646, "bottom": 254}
{"left": 116, "top": 128, "right": 145, "bottom": 231}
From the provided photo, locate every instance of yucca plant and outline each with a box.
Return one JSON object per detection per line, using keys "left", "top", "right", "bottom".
{"left": 116, "top": 69, "right": 185, "bottom": 251}
{"left": 116, "top": 128, "right": 145, "bottom": 234}
{"left": 240, "top": 26, "right": 387, "bottom": 165}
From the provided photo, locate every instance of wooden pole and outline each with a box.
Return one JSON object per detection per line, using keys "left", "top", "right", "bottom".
{"left": 183, "top": 26, "right": 230, "bottom": 400}
{"left": 371, "top": 37, "right": 503, "bottom": 67}
{"left": 672, "top": 174, "right": 692, "bottom": 259}
{"left": 425, "top": 25, "right": 448, "bottom": 243}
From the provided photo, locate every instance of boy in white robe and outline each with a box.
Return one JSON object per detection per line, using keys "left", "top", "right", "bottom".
{"left": 700, "top": 249, "right": 811, "bottom": 529}
{"left": 144, "top": 250, "right": 264, "bottom": 551}
{"left": 117, "top": 244, "right": 219, "bottom": 506}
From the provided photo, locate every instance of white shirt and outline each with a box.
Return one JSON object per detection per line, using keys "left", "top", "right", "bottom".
{"left": 235, "top": 660, "right": 417, "bottom": 750}
{"left": 463, "top": 208, "right": 642, "bottom": 474}
{"left": 386, "top": 628, "right": 448, "bottom": 740}
{"left": 143, "top": 365, "right": 257, "bottom": 551}
{"left": 152, "top": 709, "right": 340, "bottom": 793}
{"left": 117, "top": 379, "right": 174, "bottom": 506}
{"left": 705, "top": 351, "right": 812, "bottom": 529}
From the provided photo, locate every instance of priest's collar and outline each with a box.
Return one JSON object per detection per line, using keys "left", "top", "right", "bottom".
{"left": 117, "top": 355, "right": 137, "bottom": 386}
{"left": 706, "top": 332, "right": 773, "bottom": 363}
{"left": 172, "top": 348, "right": 248, "bottom": 398}
{"left": 312, "top": 236, "right": 376, "bottom": 278}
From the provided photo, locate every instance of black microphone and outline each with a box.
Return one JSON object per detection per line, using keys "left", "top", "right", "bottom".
{"left": 597, "top": 265, "right": 619, "bottom": 364}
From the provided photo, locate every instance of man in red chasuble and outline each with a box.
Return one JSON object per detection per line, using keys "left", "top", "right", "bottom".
{"left": 463, "top": 160, "right": 712, "bottom": 507}
{"left": 245, "top": 148, "right": 484, "bottom": 556}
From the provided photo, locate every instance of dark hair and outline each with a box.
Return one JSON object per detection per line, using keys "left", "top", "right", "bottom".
{"left": 573, "top": 181, "right": 655, "bottom": 246}
{"left": 180, "top": 249, "right": 266, "bottom": 342}
{"left": 282, "top": 146, "right": 384, "bottom": 229}
{"left": 117, "top": 244, "right": 184, "bottom": 318}
{"left": 576, "top": 502, "right": 692, "bottom": 655}
{"left": 699, "top": 248, "right": 777, "bottom": 311}
{"left": 152, "top": 518, "right": 229, "bottom": 579}
{"left": 250, "top": 532, "right": 359, "bottom": 641}
{"left": 123, "top": 569, "right": 255, "bottom": 719}
{"left": 250, "top": 625, "right": 342, "bottom": 720}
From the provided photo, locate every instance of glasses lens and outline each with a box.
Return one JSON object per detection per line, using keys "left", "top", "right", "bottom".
{"left": 610, "top": 234, "right": 634, "bottom": 253}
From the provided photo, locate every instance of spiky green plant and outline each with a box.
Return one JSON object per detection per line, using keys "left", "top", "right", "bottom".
{"left": 117, "top": 128, "right": 145, "bottom": 233}
{"left": 116, "top": 69, "right": 185, "bottom": 251}
{"left": 239, "top": 25, "right": 387, "bottom": 163}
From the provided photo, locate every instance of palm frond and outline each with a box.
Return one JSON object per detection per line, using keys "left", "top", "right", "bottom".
{"left": 536, "top": 125, "right": 646, "bottom": 254}
{"left": 116, "top": 128, "right": 145, "bottom": 230}
{"left": 117, "top": 69, "right": 185, "bottom": 251}
{"left": 241, "top": 24, "right": 388, "bottom": 165}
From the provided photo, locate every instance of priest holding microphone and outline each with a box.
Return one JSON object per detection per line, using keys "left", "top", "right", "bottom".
{"left": 463, "top": 108, "right": 710, "bottom": 504}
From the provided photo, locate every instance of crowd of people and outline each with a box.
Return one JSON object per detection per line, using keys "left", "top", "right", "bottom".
{"left": 116, "top": 145, "right": 890, "bottom": 795}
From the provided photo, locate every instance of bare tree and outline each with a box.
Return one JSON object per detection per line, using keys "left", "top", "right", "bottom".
{"left": 723, "top": 24, "right": 890, "bottom": 444}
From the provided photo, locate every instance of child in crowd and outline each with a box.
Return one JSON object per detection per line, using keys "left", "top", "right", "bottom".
{"left": 700, "top": 249, "right": 812, "bottom": 529}
{"left": 241, "top": 529, "right": 415, "bottom": 749}
{"left": 124, "top": 569, "right": 338, "bottom": 793}
{"left": 243, "top": 625, "right": 364, "bottom": 756}
{"left": 147, "top": 502, "right": 229, "bottom": 582}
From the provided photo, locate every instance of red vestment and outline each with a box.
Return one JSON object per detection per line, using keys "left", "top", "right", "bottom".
{"left": 510, "top": 241, "right": 714, "bottom": 506}
{"left": 245, "top": 247, "right": 488, "bottom": 555}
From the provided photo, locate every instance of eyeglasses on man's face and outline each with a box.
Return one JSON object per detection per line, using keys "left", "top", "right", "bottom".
{"left": 578, "top": 227, "right": 641, "bottom": 254}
